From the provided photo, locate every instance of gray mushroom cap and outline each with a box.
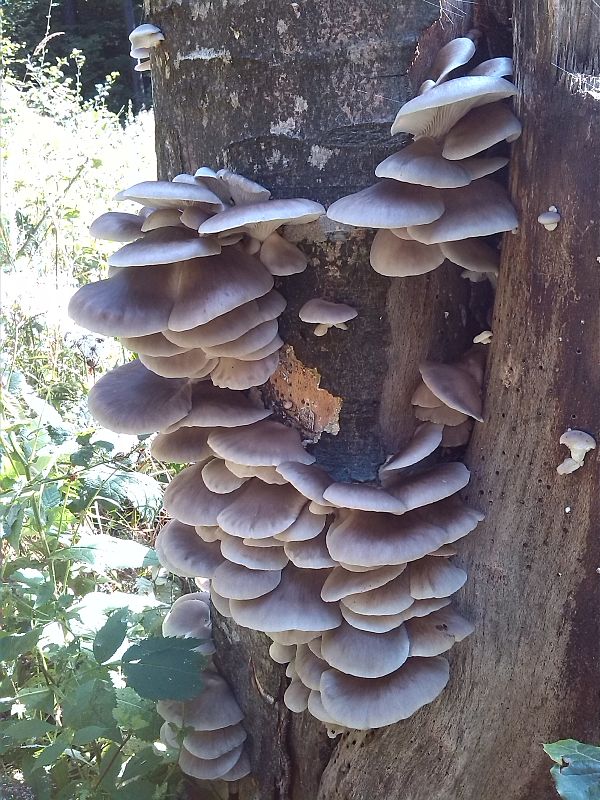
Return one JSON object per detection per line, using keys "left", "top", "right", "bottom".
{"left": 150, "top": 428, "right": 213, "bottom": 464}
{"left": 326, "top": 181, "right": 444, "bottom": 229}
{"left": 208, "top": 419, "right": 315, "bottom": 467}
{"left": 183, "top": 724, "right": 247, "bottom": 760}
{"left": 210, "top": 352, "right": 281, "bottom": 390}
{"left": 155, "top": 520, "right": 223, "bottom": 578}
{"left": 284, "top": 679, "right": 311, "bottom": 712}
{"left": 295, "top": 644, "right": 328, "bottom": 689}
{"left": 198, "top": 198, "right": 325, "bottom": 240}
{"left": 120, "top": 332, "right": 188, "bottom": 357}
{"left": 163, "top": 462, "right": 242, "bottom": 526}
{"left": 407, "top": 180, "right": 518, "bottom": 244}
{"left": 259, "top": 232, "right": 308, "bottom": 276}
{"left": 369, "top": 230, "right": 445, "bottom": 277}
{"left": 202, "top": 318, "right": 280, "bottom": 358}
{"left": 299, "top": 299, "right": 358, "bottom": 325}
{"left": 164, "top": 382, "right": 271, "bottom": 431}
{"left": 139, "top": 349, "right": 217, "bottom": 379}
{"left": 87, "top": 359, "right": 191, "bottom": 434}
{"left": 469, "top": 57, "right": 513, "bottom": 79}
{"left": 216, "top": 168, "right": 271, "bottom": 205}
{"left": 321, "top": 622, "right": 410, "bottom": 679}
{"left": 319, "top": 656, "right": 450, "bottom": 730}
{"left": 284, "top": 533, "right": 336, "bottom": 569}
{"left": 220, "top": 750, "right": 251, "bottom": 781}
{"left": 339, "top": 604, "right": 407, "bottom": 633}
{"left": 321, "top": 564, "right": 406, "bottom": 602}
{"left": 442, "top": 103, "right": 522, "bottom": 160}
{"left": 220, "top": 533, "right": 288, "bottom": 570}
{"left": 375, "top": 138, "right": 472, "bottom": 188}
{"left": 89, "top": 211, "right": 143, "bottom": 242}
{"left": 212, "top": 561, "right": 282, "bottom": 600}
{"left": 202, "top": 459, "right": 248, "bottom": 494}
{"left": 340, "top": 570, "right": 414, "bottom": 616}
{"left": 274, "top": 505, "right": 327, "bottom": 542}
{"left": 217, "top": 480, "right": 308, "bottom": 539}
{"left": 440, "top": 238, "right": 500, "bottom": 273}
{"left": 128, "top": 23, "right": 164, "bottom": 49}
{"left": 419, "top": 360, "right": 484, "bottom": 421}
{"left": 229, "top": 566, "right": 342, "bottom": 633}
{"left": 162, "top": 592, "right": 212, "bottom": 640}
{"left": 275, "top": 462, "right": 332, "bottom": 503}
{"left": 380, "top": 422, "right": 443, "bottom": 476}
{"left": 408, "top": 556, "right": 467, "bottom": 599}
{"left": 429, "top": 36, "right": 476, "bottom": 85}
{"left": 108, "top": 227, "right": 221, "bottom": 267}
{"left": 390, "top": 76, "right": 517, "bottom": 138}
{"left": 406, "top": 606, "right": 474, "bottom": 656}
{"left": 115, "top": 180, "right": 223, "bottom": 210}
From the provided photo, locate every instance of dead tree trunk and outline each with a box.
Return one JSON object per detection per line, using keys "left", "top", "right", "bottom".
{"left": 147, "top": 0, "right": 600, "bottom": 797}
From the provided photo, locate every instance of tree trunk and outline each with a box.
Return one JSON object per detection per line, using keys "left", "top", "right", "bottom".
{"left": 147, "top": 0, "right": 600, "bottom": 797}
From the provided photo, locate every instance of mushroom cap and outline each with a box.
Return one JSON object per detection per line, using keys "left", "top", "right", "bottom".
{"left": 385, "top": 462, "right": 471, "bottom": 512}
{"left": 115, "top": 180, "right": 223, "bottom": 210}
{"left": 183, "top": 724, "right": 247, "bottom": 760}
{"left": 210, "top": 352, "right": 280, "bottom": 390}
{"left": 380, "top": 422, "right": 443, "bottom": 475}
{"left": 269, "top": 629, "right": 321, "bottom": 645}
{"left": 284, "top": 679, "right": 311, "bottom": 712}
{"left": 196, "top": 525, "right": 222, "bottom": 543}
{"left": 216, "top": 479, "right": 308, "bottom": 538}
{"left": 461, "top": 155, "right": 509, "bottom": 180}
{"left": 469, "top": 57, "right": 513, "bottom": 78}
{"left": 129, "top": 23, "right": 164, "bottom": 47}
{"left": 198, "top": 198, "right": 325, "bottom": 240}
{"left": 108, "top": 227, "right": 221, "bottom": 267}
{"left": 407, "top": 180, "right": 518, "bottom": 244}
{"left": 202, "top": 318, "right": 280, "bottom": 358}
{"left": 295, "top": 644, "right": 328, "bottom": 689}
{"left": 409, "top": 556, "right": 467, "bottom": 599}
{"left": 326, "top": 181, "right": 444, "bottom": 230}
{"left": 375, "top": 138, "right": 472, "bottom": 188}
{"left": 210, "top": 586, "right": 232, "bottom": 618}
{"left": 414, "top": 404, "right": 469, "bottom": 427}
{"left": 202, "top": 459, "right": 248, "bottom": 494}
{"left": 390, "top": 76, "right": 517, "bottom": 138}
{"left": 151, "top": 428, "right": 213, "bottom": 463}
{"left": 275, "top": 462, "right": 332, "bottom": 504}
{"left": 340, "top": 604, "right": 407, "bottom": 633}
{"left": 139, "top": 349, "right": 217, "bottom": 379}
{"left": 406, "top": 606, "right": 474, "bottom": 656}
{"left": 537, "top": 210, "right": 561, "bottom": 227}
{"left": 442, "top": 103, "right": 522, "bottom": 160}
{"left": 163, "top": 463, "right": 242, "bottom": 526}
{"left": 269, "top": 641, "right": 296, "bottom": 664}
{"left": 441, "top": 420, "right": 473, "bottom": 447}
{"left": 134, "top": 60, "right": 151, "bottom": 72}
{"left": 259, "top": 231, "right": 308, "bottom": 276}
{"left": 298, "top": 299, "right": 358, "bottom": 325}
{"left": 87, "top": 360, "right": 191, "bottom": 434}
{"left": 208, "top": 420, "right": 315, "bottom": 467}
{"left": 212, "top": 561, "right": 282, "bottom": 600}
{"left": 216, "top": 168, "right": 271, "bottom": 205}
{"left": 120, "top": 332, "right": 188, "bottom": 357}
{"left": 226, "top": 462, "right": 287, "bottom": 485}
{"left": 284, "top": 533, "right": 336, "bottom": 569}
{"left": 440, "top": 238, "right": 499, "bottom": 273}
{"left": 319, "top": 657, "right": 450, "bottom": 729}
{"left": 140, "top": 207, "right": 186, "bottom": 231}
{"left": 341, "top": 570, "right": 414, "bottom": 616}
{"left": 164, "top": 289, "right": 286, "bottom": 348}
{"left": 419, "top": 361, "right": 483, "bottom": 421}
{"left": 89, "top": 211, "right": 144, "bottom": 242}
{"left": 221, "top": 750, "right": 251, "bottom": 781}
{"left": 559, "top": 429, "right": 596, "bottom": 459}
{"left": 321, "top": 621, "right": 410, "bottom": 678}
{"left": 220, "top": 532, "right": 288, "bottom": 570}
{"left": 192, "top": 167, "right": 234, "bottom": 204}
{"left": 369, "top": 230, "right": 445, "bottom": 277}
{"left": 322, "top": 482, "right": 408, "bottom": 514}
{"left": 399, "top": 596, "right": 451, "bottom": 621}
{"left": 429, "top": 37, "right": 476, "bottom": 85}
{"left": 321, "top": 564, "right": 406, "bottom": 602}
{"left": 155, "top": 520, "right": 223, "bottom": 578}
{"left": 165, "top": 382, "right": 271, "bottom": 431}
{"left": 162, "top": 592, "right": 212, "bottom": 640}
{"left": 274, "top": 505, "right": 327, "bottom": 542}
{"left": 179, "top": 744, "right": 245, "bottom": 780}
{"left": 326, "top": 498, "right": 484, "bottom": 568}
{"left": 167, "top": 250, "right": 274, "bottom": 331}
{"left": 229, "top": 566, "right": 342, "bottom": 633}
{"left": 68, "top": 263, "right": 175, "bottom": 338}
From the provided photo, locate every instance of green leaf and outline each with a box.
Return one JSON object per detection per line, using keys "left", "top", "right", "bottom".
{"left": 96, "top": 742, "right": 123, "bottom": 790}
{"left": 51, "top": 533, "right": 156, "bottom": 571}
{"left": 546, "top": 740, "right": 600, "bottom": 800}
{"left": 72, "top": 725, "right": 109, "bottom": 745}
{"left": 22, "top": 754, "right": 53, "bottom": 800}
{"left": 35, "top": 731, "right": 73, "bottom": 767}
{"left": 70, "top": 444, "right": 96, "bottom": 467}
{"left": 122, "top": 637, "right": 205, "bottom": 701}
{"left": 113, "top": 686, "right": 157, "bottom": 733}
{"left": 93, "top": 608, "right": 129, "bottom": 664}
{"left": 70, "top": 466, "right": 162, "bottom": 522}
{"left": 113, "top": 779, "right": 159, "bottom": 800}
{"left": 0, "top": 718, "right": 55, "bottom": 744}
{"left": 121, "top": 745, "right": 166, "bottom": 783}
{"left": 62, "top": 678, "right": 120, "bottom": 742}
{"left": 0, "top": 627, "right": 43, "bottom": 661}
{"left": 17, "top": 686, "right": 56, "bottom": 714}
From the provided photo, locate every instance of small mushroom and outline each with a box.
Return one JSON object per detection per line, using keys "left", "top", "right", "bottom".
{"left": 299, "top": 299, "right": 358, "bottom": 336}
{"left": 473, "top": 330, "right": 493, "bottom": 345}
{"left": 557, "top": 429, "right": 596, "bottom": 474}
{"left": 538, "top": 206, "right": 561, "bottom": 231}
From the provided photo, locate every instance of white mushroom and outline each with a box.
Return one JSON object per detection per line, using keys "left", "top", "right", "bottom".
{"left": 557, "top": 429, "right": 596, "bottom": 474}
{"left": 538, "top": 206, "right": 561, "bottom": 231}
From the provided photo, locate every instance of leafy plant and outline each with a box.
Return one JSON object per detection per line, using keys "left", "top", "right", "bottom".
{"left": 545, "top": 739, "right": 600, "bottom": 799}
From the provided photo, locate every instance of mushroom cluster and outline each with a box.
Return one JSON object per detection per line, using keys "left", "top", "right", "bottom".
{"left": 69, "top": 169, "right": 325, "bottom": 400}
{"left": 411, "top": 346, "right": 486, "bottom": 447}
{"left": 326, "top": 34, "right": 520, "bottom": 285}
{"left": 157, "top": 591, "right": 251, "bottom": 781}
{"left": 129, "top": 23, "right": 164, "bottom": 73}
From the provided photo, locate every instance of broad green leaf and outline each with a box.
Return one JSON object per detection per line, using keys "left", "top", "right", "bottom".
{"left": 22, "top": 754, "right": 53, "bottom": 800}
{"left": 546, "top": 740, "right": 600, "bottom": 800}
{"left": 35, "top": 731, "right": 73, "bottom": 767}
{"left": 121, "top": 745, "right": 166, "bottom": 782}
{"left": 17, "top": 686, "right": 56, "bottom": 714}
{"left": 61, "top": 678, "right": 120, "bottom": 742}
{"left": 70, "top": 466, "right": 162, "bottom": 521}
{"left": 122, "top": 637, "right": 205, "bottom": 701}
{"left": 113, "top": 778, "right": 159, "bottom": 800}
{"left": 72, "top": 725, "right": 109, "bottom": 745}
{"left": 0, "top": 717, "right": 55, "bottom": 743}
{"left": 93, "top": 608, "right": 129, "bottom": 664}
{"left": 96, "top": 742, "right": 123, "bottom": 790}
{"left": 51, "top": 533, "right": 156, "bottom": 571}
{"left": 0, "top": 627, "right": 43, "bottom": 661}
{"left": 113, "top": 686, "right": 157, "bottom": 732}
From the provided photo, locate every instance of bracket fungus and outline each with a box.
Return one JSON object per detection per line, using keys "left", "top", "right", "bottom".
{"left": 538, "top": 205, "right": 561, "bottom": 231}
{"left": 128, "top": 23, "right": 163, "bottom": 73}
{"left": 298, "top": 299, "right": 358, "bottom": 336}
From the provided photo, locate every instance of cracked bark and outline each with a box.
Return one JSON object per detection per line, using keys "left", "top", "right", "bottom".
{"left": 148, "top": 0, "right": 600, "bottom": 797}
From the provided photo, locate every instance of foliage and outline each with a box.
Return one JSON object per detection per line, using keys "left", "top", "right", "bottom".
{"left": 545, "top": 740, "right": 600, "bottom": 799}
{"left": 1, "top": 0, "right": 148, "bottom": 113}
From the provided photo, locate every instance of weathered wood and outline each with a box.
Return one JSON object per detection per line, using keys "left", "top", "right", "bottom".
{"left": 148, "top": 0, "right": 599, "bottom": 797}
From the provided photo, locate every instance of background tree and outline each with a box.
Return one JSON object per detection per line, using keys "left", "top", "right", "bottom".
{"left": 147, "top": 0, "right": 599, "bottom": 797}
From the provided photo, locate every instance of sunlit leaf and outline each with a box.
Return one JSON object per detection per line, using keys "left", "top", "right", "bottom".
{"left": 93, "top": 608, "right": 129, "bottom": 664}
{"left": 122, "top": 637, "right": 205, "bottom": 701}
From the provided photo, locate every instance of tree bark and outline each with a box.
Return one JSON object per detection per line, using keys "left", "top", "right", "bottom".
{"left": 147, "top": 0, "right": 600, "bottom": 797}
